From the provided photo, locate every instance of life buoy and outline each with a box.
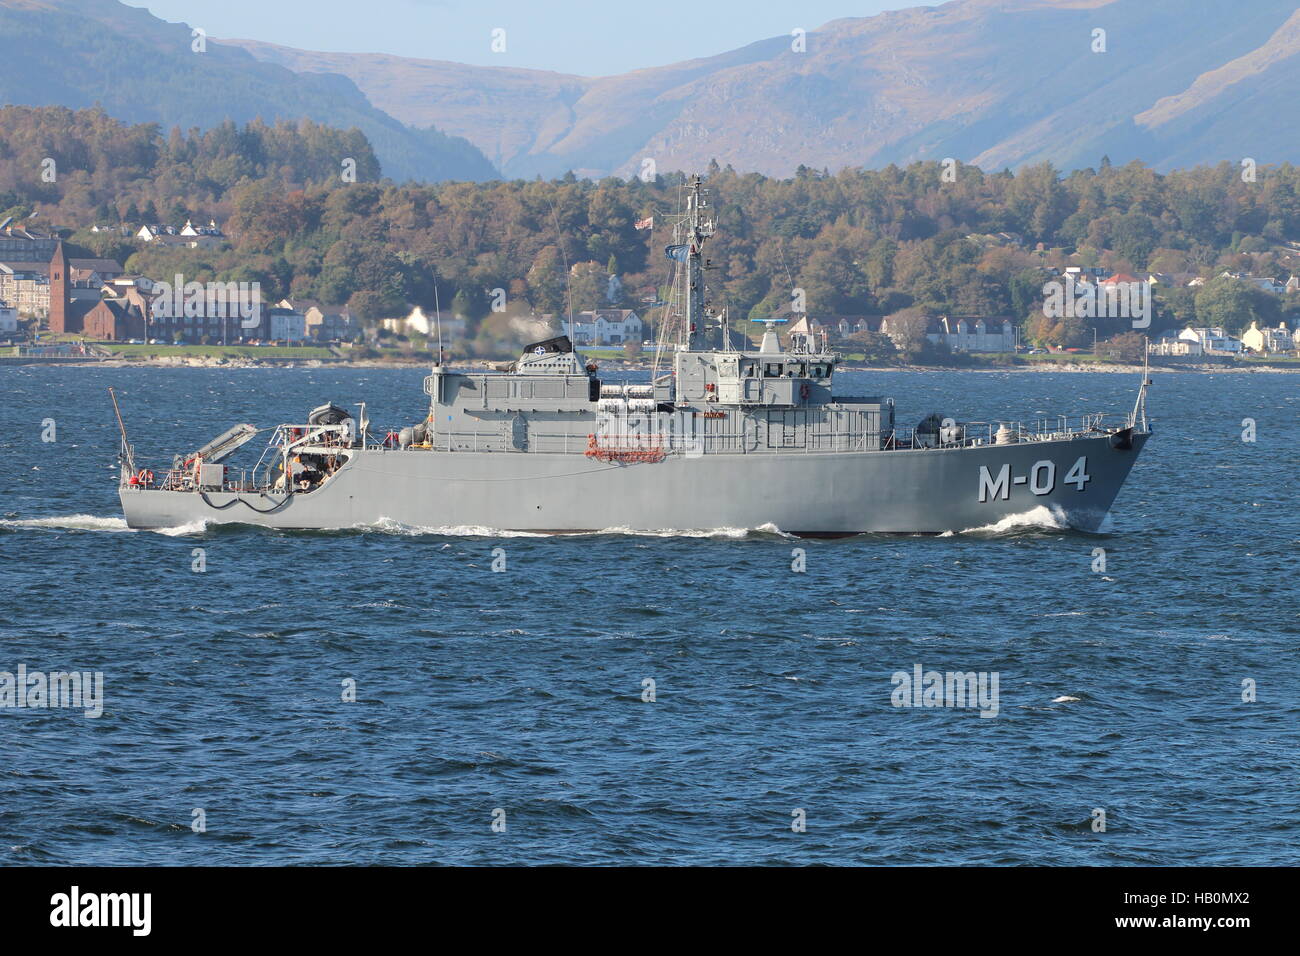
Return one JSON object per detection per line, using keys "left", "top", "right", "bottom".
{"left": 800, "top": 383, "right": 811, "bottom": 400}
{"left": 136, "top": 469, "right": 154, "bottom": 486}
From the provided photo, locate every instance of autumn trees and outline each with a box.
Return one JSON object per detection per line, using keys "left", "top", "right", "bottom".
{"left": 5, "top": 107, "right": 1300, "bottom": 351}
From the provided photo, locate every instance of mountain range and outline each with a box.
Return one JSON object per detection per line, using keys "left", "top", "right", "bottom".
{"left": 225, "top": 0, "right": 1300, "bottom": 179}
{"left": 4, "top": 0, "right": 1300, "bottom": 183}
{"left": 0, "top": 0, "right": 496, "bottom": 182}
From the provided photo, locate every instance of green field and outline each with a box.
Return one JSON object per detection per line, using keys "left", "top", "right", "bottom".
{"left": 580, "top": 347, "right": 643, "bottom": 360}
{"left": 833, "top": 351, "right": 1132, "bottom": 367}
{"left": 1237, "top": 354, "right": 1300, "bottom": 366}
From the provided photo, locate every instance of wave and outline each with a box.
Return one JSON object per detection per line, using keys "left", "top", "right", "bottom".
{"left": 361, "top": 517, "right": 550, "bottom": 537}
{"left": 0, "top": 514, "right": 793, "bottom": 540}
{"left": 582, "top": 522, "right": 793, "bottom": 539}
{"left": 153, "top": 519, "right": 211, "bottom": 537}
{"left": 0, "top": 514, "right": 130, "bottom": 532}
{"left": 0, "top": 510, "right": 1095, "bottom": 541}
{"left": 957, "top": 504, "right": 1073, "bottom": 536}
{"left": 0, "top": 513, "right": 215, "bottom": 537}
{"left": 357, "top": 517, "right": 793, "bottom": 539}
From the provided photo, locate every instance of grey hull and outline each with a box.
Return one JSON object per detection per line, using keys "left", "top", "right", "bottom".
{"left": 120, "top": 431, "right": 1148, "bottom": 534}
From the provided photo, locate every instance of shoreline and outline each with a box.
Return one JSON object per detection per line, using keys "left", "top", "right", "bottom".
{"left": 20, "top": 356, "right": 1299, "bottom": 373}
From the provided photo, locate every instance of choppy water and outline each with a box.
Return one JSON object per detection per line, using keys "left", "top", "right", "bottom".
{"left": 1, "top": 366, "right": 1296, "bottom": 865}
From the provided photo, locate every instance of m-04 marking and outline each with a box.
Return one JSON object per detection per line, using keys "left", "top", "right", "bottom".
{"left": 978, "top": 456, "right": 1091, "bottom": 502}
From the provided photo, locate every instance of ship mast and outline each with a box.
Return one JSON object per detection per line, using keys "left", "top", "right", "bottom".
{"left": 674, "top": 175, "right": 715, "bottom": 351}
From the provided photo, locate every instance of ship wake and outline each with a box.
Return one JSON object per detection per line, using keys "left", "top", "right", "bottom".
{"left": 951, "top": 504, "right": 1107, "bottom": 537}
{"left": 0, "top": 514, "right": 213, "bottom": 536}
{"left": 361, "top": 518, "right": 793, "bottom": 539}
{"left": 0, "top": 513, "right": 132, "bottom": 533}
{"left": 363, "top": 517, "right": 551, "bottom": 538}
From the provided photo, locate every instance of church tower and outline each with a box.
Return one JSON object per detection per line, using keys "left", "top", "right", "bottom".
{"left": 48, "top": 241, "right": 69, "bottom": 334}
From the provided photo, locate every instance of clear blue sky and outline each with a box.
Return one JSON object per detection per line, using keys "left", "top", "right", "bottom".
{"left": 124, "top": 0, "right": 938, "bottom": 76}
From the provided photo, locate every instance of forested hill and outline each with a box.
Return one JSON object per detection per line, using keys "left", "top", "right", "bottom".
{"left": 0, "top": 0, "right": 496, "bottom": 183}
{"left": 4, "top": 107, "right": 1300, "bottom": 354}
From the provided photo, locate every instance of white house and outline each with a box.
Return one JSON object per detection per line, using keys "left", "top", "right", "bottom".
{"left": 267, "top": 308, "right": 307, "bottom": 343}
{"left": 1242, "top": 275, "right": 1286, "bottom": 295}
{"left": 924, "top": 316, "right": 1018, "bottom": 352}
{"left": 137, "top": 220, "right": 225, "bottom": 250}
{"left": 832, "top": 316, "right": 877, "bottom": 338}
{"left": 104, "top": 275, "right": 159, "bottom": 296}
{"left": 0, "top": 301, "right": 18, "bottom": 335}
{"left": 1178, "top": 327, "right": 1242, "bottom": 353}
{"left": 1210, "top": 272, "right": 1287, "bottom": 295}
{"left": 1149, "top": 336, "right": 1201, "bottom": 357}
{"left": 561, "top": 309, "right": 644, "bottom": 346}
{"left": 1240, "top": 321, "right": 1296, "bottom": 354}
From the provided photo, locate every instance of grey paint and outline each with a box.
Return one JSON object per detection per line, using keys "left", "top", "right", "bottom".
{"left": 121, "top": 431, "right": 1147, "bottom": 534}
{"left": 116, "top": 177, "right": 1150, "bottom": 535}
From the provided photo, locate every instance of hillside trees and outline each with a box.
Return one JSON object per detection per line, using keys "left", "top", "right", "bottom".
{"left": 5, "top": 106, "right": 1300, "bottom": 348}
{"left": 1194, "top": 277, "right": 1281, "bottom": 334}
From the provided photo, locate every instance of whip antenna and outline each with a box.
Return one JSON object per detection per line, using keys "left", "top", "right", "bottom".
{"left": 108, "top": 387, "right": 135, "bottom": 475}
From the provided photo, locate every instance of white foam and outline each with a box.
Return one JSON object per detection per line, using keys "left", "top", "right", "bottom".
{"left": 360, "top": 517, "right": 791, "bottom": 539}
{"left": 153, "top": 519, "right": 211, "bottom": 536}
{"left": 0, "top": 514, "right": 130, "bottom": 532}
{"left": 587, "top": 523, "right": 791, "bottom": 539}
{"left": 958, "top": 504, "right": 1071, "bottom": 536}
{"left": 362, "top": 517, "right": 549, "bottom": 537}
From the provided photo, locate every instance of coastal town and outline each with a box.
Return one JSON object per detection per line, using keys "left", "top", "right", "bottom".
{"left": 2, "top": 218, "right": 1299, "bottom": 368}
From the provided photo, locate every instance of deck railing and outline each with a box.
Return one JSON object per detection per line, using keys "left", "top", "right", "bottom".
{"left": 122, "top": 407, "right": 1137, "bottom": 493}
{"left": 883, "top": 412, "right": 1124, "bottom": 450}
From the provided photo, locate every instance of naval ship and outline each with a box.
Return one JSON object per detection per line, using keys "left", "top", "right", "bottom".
{"left": 115, "top": 176, "right": 1150, "bottom": 535}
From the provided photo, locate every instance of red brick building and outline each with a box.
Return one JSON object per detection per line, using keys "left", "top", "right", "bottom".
{"left": 46, "top": 242, "right": 144, "bottom": 340}
{"left": 47, "top": 242, "right": 69, "bottom": 333}
{"left": 74, "top": 299, "right": 144, "bottom": 340}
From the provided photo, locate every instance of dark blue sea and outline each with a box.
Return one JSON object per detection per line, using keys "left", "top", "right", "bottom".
{"left": 1, "top": 365, "right": 1296, "bottom": 865}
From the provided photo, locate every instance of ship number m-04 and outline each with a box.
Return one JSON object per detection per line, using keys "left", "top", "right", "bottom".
{"left": 979, "top": 457, "right": 1090, "bottom": 502}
